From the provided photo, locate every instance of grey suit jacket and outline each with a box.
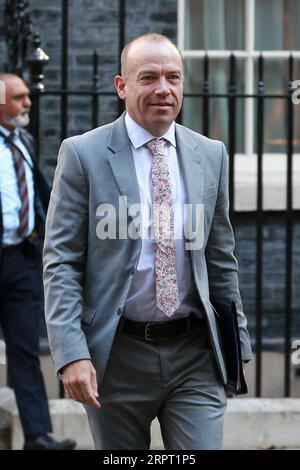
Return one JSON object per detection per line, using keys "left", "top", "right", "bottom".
{"left": 43, "top": 114, "right": 252, "bottom": 386}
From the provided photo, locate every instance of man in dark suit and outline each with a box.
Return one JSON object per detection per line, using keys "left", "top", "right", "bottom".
{"left": 0, "top": 72, "right": 76, "bottom": 450}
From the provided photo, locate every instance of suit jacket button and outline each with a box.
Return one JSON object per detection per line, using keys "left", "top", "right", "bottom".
{"left": 117, "top": 308, "right": 122, "bottom": 316}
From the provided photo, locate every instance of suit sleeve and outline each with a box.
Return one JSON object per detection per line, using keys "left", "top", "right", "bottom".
{"left": 43, "top": 139, "right": 91, "bottom": 375}
{"left": 205, "top": 142, "right": 252, "bottom": 361}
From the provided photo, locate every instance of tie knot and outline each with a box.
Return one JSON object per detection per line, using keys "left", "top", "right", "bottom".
{"left": 146, "top": 138, "right": 167, "bottom": 157}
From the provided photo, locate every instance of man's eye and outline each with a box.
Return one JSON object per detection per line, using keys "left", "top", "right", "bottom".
{"left": 169, "top": 75, "right": 180, "bottom": 80}
{"left": 141, "top": 75, "right": 154, "bottom": 80}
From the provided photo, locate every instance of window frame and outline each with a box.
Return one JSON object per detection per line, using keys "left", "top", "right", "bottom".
{"left": 177, "top": 0, "right": 300, "bottom": 157}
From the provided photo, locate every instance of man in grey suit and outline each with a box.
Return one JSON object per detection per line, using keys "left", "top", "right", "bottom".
{"left": 43, "top": 33, "right": 252, "bottom": 450}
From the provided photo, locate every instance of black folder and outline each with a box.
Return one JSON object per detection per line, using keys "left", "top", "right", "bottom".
{"left": 210, "top": 294, "right": 248, "bottom": 395}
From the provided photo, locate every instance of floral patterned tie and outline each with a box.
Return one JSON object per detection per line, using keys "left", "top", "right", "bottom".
{"left": 146, "top": 138, "right": 180, "bottom": 317}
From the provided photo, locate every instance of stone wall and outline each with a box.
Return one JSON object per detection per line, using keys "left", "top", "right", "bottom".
{"left": 1, "top": 388, "right": 300, "bottom": 449}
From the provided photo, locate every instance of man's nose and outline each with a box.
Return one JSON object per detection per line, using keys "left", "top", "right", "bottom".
{"left": 23, "top": 95, "right": 31, "bottom": 108}
{"left": 154, "top": 77, "right": 171, "bottom": 95}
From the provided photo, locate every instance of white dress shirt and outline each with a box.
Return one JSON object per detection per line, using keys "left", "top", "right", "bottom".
{"left": 0, "top": 125, "right": 35, "bottom": 246}
{"left": 124, "top": 113, "right": 203, "bottom": 322}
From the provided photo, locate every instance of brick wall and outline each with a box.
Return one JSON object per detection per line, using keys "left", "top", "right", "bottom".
{"left": 235, "top": 221, "right": 300, "bottom": 344}
{"left": 0, "top": 0, "right": 177, "bottom": 180}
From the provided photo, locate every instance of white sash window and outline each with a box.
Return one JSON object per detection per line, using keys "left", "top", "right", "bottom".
{"left": 178, "top": 0, "right": 300, "bottom": 210}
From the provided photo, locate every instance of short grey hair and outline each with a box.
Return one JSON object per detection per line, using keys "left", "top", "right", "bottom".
{"left": 120, "top": 33, "right": 184, "bottom": 78}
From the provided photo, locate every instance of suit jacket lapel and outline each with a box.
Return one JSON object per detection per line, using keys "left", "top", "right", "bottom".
{"left": 19, "top": 129, "right": 35, "bottom": 159}
{"left": 107, "top": 115, "right": 141, "bottom": 231}
{"left": 175, "top": 124, "right": 205, "bottom": 243}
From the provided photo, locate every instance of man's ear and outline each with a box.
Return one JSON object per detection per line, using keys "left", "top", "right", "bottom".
{"left": 114, "top": 75, "right": 126, "bottom": 100}
{"left": 0, "top": 79, "right": 6, "bottom": 104}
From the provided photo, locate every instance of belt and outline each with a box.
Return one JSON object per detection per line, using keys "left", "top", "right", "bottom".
{"left": 117, "top": 314, "right": 204, "bottom": 341}
{"left": 2, "top": 237, "right": 35, "bottom": 255}
{"left": 2, "top": 240, "right": 27, "bottom": 253}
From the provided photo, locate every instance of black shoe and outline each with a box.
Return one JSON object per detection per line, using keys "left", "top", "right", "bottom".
{"left": 23, "top": 434, "right": 76, "bottom": 450}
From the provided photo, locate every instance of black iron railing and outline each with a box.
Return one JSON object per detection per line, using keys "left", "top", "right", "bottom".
{"left": 3, "top": 0, "right": 298, "bottom": 398}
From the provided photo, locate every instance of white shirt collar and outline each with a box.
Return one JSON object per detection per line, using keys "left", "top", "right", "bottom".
{"left": 125, "top": 113, "right": 176, "bottom": 150}
{"left": 0, "top": 125, "right": 11, "bottom": 137}
{"left": 0, "top": 125, "right": 19, "bottom": 138}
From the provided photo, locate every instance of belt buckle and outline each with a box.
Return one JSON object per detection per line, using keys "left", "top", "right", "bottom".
{"left": 144, "top": 322, "right": 160, "bottom": 341}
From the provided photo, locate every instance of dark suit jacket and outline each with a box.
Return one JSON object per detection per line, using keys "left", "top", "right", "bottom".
{"left": 0, "top": 128, "right": 50, "bottom": 253}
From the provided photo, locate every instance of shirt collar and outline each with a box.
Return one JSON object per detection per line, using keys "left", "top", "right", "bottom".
{"left": 0, "top": 125, "right": 19, "bottom": 139}
{"left": 125, "top": 113, "right": 176, "bottom": 150}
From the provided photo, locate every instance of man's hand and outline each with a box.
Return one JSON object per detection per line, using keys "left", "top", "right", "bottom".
{"left": 62, "top": 359, "right": 101, "bottom": 408}
{"left": 225, "top": 386, "right": 236, "bottom": 398}
{"left": 225, "top": 361, "right": 247, "bottom": 398}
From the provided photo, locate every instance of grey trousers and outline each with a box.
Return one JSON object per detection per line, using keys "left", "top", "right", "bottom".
{"left": 85, "top": 322, "right": 227, "bottom": 450}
